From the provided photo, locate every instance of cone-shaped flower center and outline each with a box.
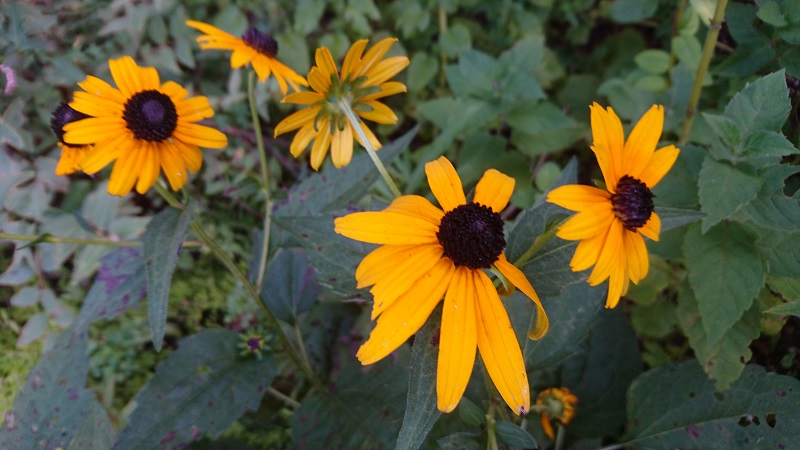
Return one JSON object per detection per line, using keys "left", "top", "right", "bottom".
{"left": 611, "top": 175, "right": 654, "bottom": 231}
{"left": 437, "top": 202, "right": 506, "bottom": 269}
{"left": 242, "top": 28, "right": 278, "bottom": 58}
{"left": 123, "top": 90, "right": 178, "bottom": 142}
{"left": 51, "top": 102, "right": 88, "bottom": 146}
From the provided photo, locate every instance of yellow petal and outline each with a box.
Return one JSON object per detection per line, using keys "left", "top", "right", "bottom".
{"left": 356, "top": 100, "right": 398, "bottom": 124}
{"left": 623, "top": 104, "right": 664, "bottom": 178}
{"left": 360, "top": 81, "right": 407, "bottom": 102}
{"left": 309, "top": 119, "right": 332, "bottom": 170}
{"left": 334, "top": 211, "right": 440, "bottom": 245}
{"left": 473, "top": 169, "right": 514, "bottom": 213}
{"left": 556, "top": 203, "right": 615, "bottom": 241}
{"left": 384, "top": 195, "right": 444, "bottom": 225}
{"left": 342, "top": 39, "right": 368, "bottom": 80}
{"left": 437, "top": 267, "right": 477, "bottom": 413}
{"left": 173, "top": 123, "right": 228, "bottom": 148}
{"left": 587, "top": 219, "right": 624, "bottom": 287}
{"left": 570, "top": 230, "right": 606, "bottom": 272}
{"left": 639, "top": 212, "right": 661, "bottom": 241}
{"left": 176, "top": 96, "right": 214, "bottom": 122}
{"left": 307, "top": 66, "right": 331, "bottom": 94}
{"left": 355, "top": 37, "right": 398, "bottom": 77}
{"left": 356, "top": 245, "right": 425, "bottom": 288}
{"left": 231, "top": 48, "right": 256, "bottom": 70}
{"left": 425, "top": 156, "right": 466, "bottom": 212}
{"left": 76, "top": 75, "right": 126, "bottom": 105}
{"left": 331, "top": 123, "right": 354, "bottom": 168}
{"left": 79, "top": 134, "right": 130, "bottom": 174}
{"left": 282, "top": 91, "right": 324, "bottom": 105}
{"left": 107, "top": 148, "right": 142, "bottom": 196}
{"left": 638, "top": 145, "right": 680, "bottom": 189}
{"left": 623, "top": 229, "right": 649, "bottom": 284}
{"left": 274, "top": 106, "right": 321, "bottom": 136}
{"left": 315, "top": 46, "right": 339, "bottom": 80}
{"left": 590, "top": 103, "right": 624, "bottom": 192}
{"left": 474, "top": 270, "right": 530, "bottom": 415}
{"left": 290, "top": 122, "right": 317, "bottom": 157}
{"left": 362, "top": 56, "right": 410, "bottom": 88}
{"left": 185, "top": 20, "right": 237, "bottom": 41}
{"left": 370, "top": 245, "right": 444, "bottom": 319}
{"left": 160, "top": 81, "right": 189, "bottom": 103}
{"left": 494, "top": 254, "right": 548, "bottom": 340}
{"left": 160, "top": 141, "right": 188, "bottom": 191}
{"left": 175, "top": 140, "right": 203, "bottom": 173}
{"left": 357, "top": 257, "right": 455, "bottom": 364}
{"left": 134, "top": 143, "right": 161, "bottom": 194}
{"left": 63, "top": 117, "right": 126, "bottom": 145}
{"left": 605, "top": 267, "right": 628, "bottom": 308}
{"left": 55, "top": 144, "right": 90, "bottom": 176}
{"left": 547, "top": 184, "right": 611, "bottom": 212}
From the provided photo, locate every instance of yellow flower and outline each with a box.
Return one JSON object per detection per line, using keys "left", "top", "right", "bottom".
{"left": 274, "top": 38, "right": 409, "bottom": 170}
{"left": 535, "top": 387, "right": 578, "bottom": 439}
{"left": 185, "top": 20, "right": 307, "bottom": 95}
{"left": 334, "top": 156, "right": 549, "bottom": 415}
{"left": 547, "top": 103, "right": 679, "bottom": 308}
{"left": 63, "top": 56, "right": 228, "bottom": 196}
{"left": 50, "top": 102, "right": 92, "bottom": 176}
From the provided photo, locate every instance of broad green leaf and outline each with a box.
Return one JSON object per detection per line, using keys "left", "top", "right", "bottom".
{"left": 765, "top": 300, "right": 800, "bottom": 316}
{"left": 441, "top": 23, "right": 472, "bottom": 57}
{"left": 9, "top": 286, "right": 38, "bottom": 307}
{"left": 689, "top": 0, "right": 716, "bottom": 24}
{"left": 742, "top": 130, "right": 800, "bottom": 161}
{"left": 0, "top": 329, "right": 95, "bottom": 449}
{"left": 458, "top": 398, "right": 485, "bottom": 427}
{"left": 609, "top": 0, "right": 658, "bottom": 23}
{"left": 701, "top": 112, "right": 740, "bottom": 149}
{"left": 626, "top": 256, "right": 672, "bottom": 306}
{"left": 261, "top": 248, "right": 320, "bottom": 324}
{"left": 677, "top": 284, "right": 761, "bottom": 390}
{"left": 757, "top": 229, "right": 800, "bottom": 278}
{"left": 697, "top": 158, "right": 761, "bottom": 232}
{"left": 768, "top": 277, "right": 800, "bottom": 302}
{"left": 445, "top": 51, "right": 496, "bottom": 98}
{"left": 272, "top": 214, "right": 372, "bottom": 297}
{"left": 274, "top": 127, "right": 417, "bottom": 216}
{"left": 68, "top": 398, "right": 115, "bottom": 450}
{"left": 672, "top": 33, "right": 702, "bottom": 70}
{"left": 407, "top": 52, "right": 439, "bottom": 92}
{"left": 495, "top": 421, "right": 537, "bottom": 448}
{"left": 724, "top": 70, "right": 790, "bottom": 141}
{"left": 654, "top": 207, "right": 704, "bottom": 233}
{"left": 508, "top": 102, "right": 583, "bottom": 156}
{"left": 756, "top": 0, "right": 788, "bottom": 26}
{"left": 631, "top": 297, "right": 678, "bottom": 339}
{"left": 75, "top": 247, "right": 145, "bottom": 330}
{"left": 622, "top": 362, "right": 800, "bottom": 448}
{"left": 292, "top": 350, "right": 408, "bottom": 448}
{"left": 437, "top": 432, "right": 480, "bottom": 449}
{"left": 743, "top": 165, "right": 800, "bottom": 232}
{"left": 634, "top": 49, "right": 671, "bottom": 74}
{"left": 396, "top": 307, "right": 442, "bottom": 450}
{"left": 17, "top": 313, "right": 47, "bottom": 348}
{"left": 683, "top": 223, "right": 766, "bottom": 347}
{"left": 142, "top": 205, "right": 194, "bottom": 351}
{"left": 113, "top": 329, "right": 277, "bottom": 450}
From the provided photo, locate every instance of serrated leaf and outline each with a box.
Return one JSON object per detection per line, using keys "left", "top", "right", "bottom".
{"left": 142, "top": 205, "right": 194, "bottom": 351}
{"left": 677, "top": 285, "right": 761, "bottom": 390}
{"left": 742, "top": 130, "right": 799, "bottom": 161}
{"left": 112, "top": 329, "right": 276, "bottom": 450}
{"left": 69, "top": 398, "right": 116, "bottom": 450}
{"left": 261, "top": 248, "right": 320, "bottom": 324}
{"left": 75, "top": 247, "right": 146, "bottom": 330}
{"left": 495, "top": 421, "right": 537, "bottom": 448}
{"left": 701, "top": 112, "right": 740, "bottom": 148}
{"left": 765, "top": 300, "right": 800, "bottom": 315}
{"left": 757, "top": 229, "right": 800, "bottom": 278}
{"left": 724, "top": 70, "right": 791, "bottom": 141}
{"left": 292, "top": 350, "right": 407, "bottom": 449}
{"left": 683, "top": 223, "right": 766, "bottom": 347}
{"left": 743, "top": 165, "right": 800, "bottom": 232}
{"left": 0, "top": 329, "right": 94, "bottom": 449}
{"left": 698, "top": 158, "right": 762, "bottom": 232}
{"left": 396, "top": 307, "right": 442, "bottom": 450}
{"left": 756, "top": 0, "right": 788, "bottom": 26}
{"left": 622, "top": 362, "right": 800, "bottom": 447}
{"left": 508, "top": 102, "right": 583, "bottom": 156}
{"left": 274, "top": 127, "right": 417, "bottom": 216}
{"left": 441, "top": 23, "right": 472, "bottom": 57}
{"left": 655, "top": 207, "right": 705, "bottom": 232}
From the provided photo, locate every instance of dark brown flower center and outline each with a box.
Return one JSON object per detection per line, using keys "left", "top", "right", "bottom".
{"left": 610, "top": 175, "right": 654, "bottom": 231}
{"left": 437, "top": 202, "right": 505, "bottom": 269}
{"left": 50, "top": 102, "right": 88, "bottom": 147}
{"left": 242, "top": 28, "right": 278, "bottom": 58}
{"left": 122, "top": 90, "right": 178, "bottom": 142}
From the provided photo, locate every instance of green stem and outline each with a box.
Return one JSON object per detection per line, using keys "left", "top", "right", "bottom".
{"left": 678, "top": 0, "right": 729, "bottom": 145}
{"left": 0, "top": 233, "right": 157, "bottom": 247}
{"left": 265, "top": 386, "right": 301, "bottom": 409}
{"left": 293, "top": 322, "right": 313, "bottom": 376}
{"left": 555, "top": 423, "right": 566, "bottom": 450}
{"left": 248, "top": 71, "right": 274, "bottom": 293}
{"left": 339, "top": 101, "right": 402, "bottom": 198}
{"left": 512, "top": 219, "right": 564, "bottom": 268}
{"left": 486, "top": 403, "right": 499, "bottom": 450}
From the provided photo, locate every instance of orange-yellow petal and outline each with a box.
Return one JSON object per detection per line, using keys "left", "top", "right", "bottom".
{"left": 556, "top": 203, "right": 615, "bottom": 241}
{"left": 425, "top": 156, "right": 466, "bottom": 212}
{"left": 494, "top": 254, "right": 548, "bottom": 340}
{"left": 384, "top": 195, "right": 444, "bottom": 226}
{"left": 638, "top": 145, "right": 680, "bottom": 189}
{"left": 547, "top": 184, "right": 611, "bottom": 212}
{"left": 331, "top": 124, "right": 354, "bottom": 168}
{"left": 570, "top": 230, "right": 606, "bottom": 272}
{"left": 590, "top": 103, "right": 624, "bottom": 192}
{"left": 281, "top": 91, "right": 324, "bottom": 105}
{"left": 623, "top": 229, "right": 649, "bottom": 284}
{"left": 334, "top": 211, "right": 440, "bottom": 245}
{"left": 437, "top": 267, "right": 477, "bottom": 413}
{"left": 623, "top": 104, "right": 664, "bottom": 178}
{"left": 473, "top": 169, "right": 514, "bottom": 213}
{"left": 355, "top": 37, "right": 398, "bottom": 77}
{"left": 638, "top": 212, "right": 661, "bottom": 241}
{"left": 309, "top": 121, "right": 332, "bottom": 170}
{"left": 274, "top": 106, "right": 321, "bottom": 136}
{"left": 370, "top": 244, "right": 444, "bottom": 318}
{"left": 356, "top": 100, "right": 398, "bottom": 124}
{"left": 341, "top": 39, "right": 369, "bottom": 81}
{"left": 587, "top": 219, "right": 625, "bottom": 287}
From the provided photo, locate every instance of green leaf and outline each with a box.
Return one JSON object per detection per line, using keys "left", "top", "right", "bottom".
{"left": 655, "top": 207, "right": 705, "bottom": 233}
{"left": 698, "top": 158, "right": 762, "bottom": 232}
{"left": 261, "top": 248, "right": 320, "bottom": 324}
{"left": 441, "top": 23, "right": 472, "bottom": 57}
{"left": 142, "top": 205, "right": 194, "bottom": 351}
{"left": 683, "top": 223, "right": 766, "bottom": 347}
{"left": 75, "top": 248, "right": 145, "bottom": 329}
{"left": 634, "top": 49, "right": 671, "bottom": 74}
{"left": 757, "top": 230, "right": 800, "bottom": 278}
{"left": 69, "top": 397, "right": 116, "bottom": 450}
{"left": 274, "top": 127, "right": 417, "bottom": 216}
{"left": 622, "top": 362, "right": 800, "bottom": 448}
{"left": 701, "top": 112, "right": 740, "bottom": 149}
{"left": 631, "top": 297, "right": 678, "bottom": 338}
{"left": 508, "top": 102, "right": 583, "bottom": 156}
{"left": 765, "top": 300, "right": 800, "bottom": 315}
{"left": 407, "top": 52, "right": 439, "bottom": 92}
{"left": 292, "top": 350, "right": 408, "bottom": 448}
{"left": 724, "top": 70, "right": 791, "bottom": 141}
{"left": 437, "top": 432, "right": 480, "bottom": 449}
{"left": 113, "top": 329, "right": 277, "bottom": 450}
{"left": 495, "top": 421, "right": 537, "bottom": 448}
{"left": 757, "top": 0, "right": 788, "bottom": 26}
{"left": 458, "top": 398, "right": 485, "bottom": 427}
{"left": 445, "top": 51, "right": 496, "bottom": 98}
{"left": 609, "top": 0, "right": 658, "bottom": 23}
{"left": 672, "top": 33, "right": 702, "bottom": 70}
{"left": 677, "top": 285, "right": 761, "bottom": 390}
{"left": 0, "top": 329, "right": 95, "bottom": 449}
{"left": 741, "top": 130, "right": 799, "bottom": 161}
{"left": 742, "top": 165, "right": 800, "bottom": 232}
{"left": 396, "top": 307, "right": 442, "bottom": 450}
{"left": 768, "top": 277, "right": 800, "bottom": 302}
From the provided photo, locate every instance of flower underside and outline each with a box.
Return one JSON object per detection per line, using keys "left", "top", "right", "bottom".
{"left": 610, "top": 175, "right": 654, "bottom": 231}
{"left": 437, "top": 202, "right": 506, "bottom": 269}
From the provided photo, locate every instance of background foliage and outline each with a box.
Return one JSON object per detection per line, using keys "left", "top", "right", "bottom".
{"left": 1, "top": 0, "right": 799, "bottom": 449}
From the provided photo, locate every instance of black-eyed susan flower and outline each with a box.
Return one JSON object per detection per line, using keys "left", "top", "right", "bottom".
{"left": 535, "top": 387, "right": 578, "bottom": 439}
{"left": 274, "top": 38, "right": 409, "bottom": 170}
{"left": 334, "top": 156, "right": 548, "bottom": 415}
{"left": 547, "top": 103, "right": 679, "bottom": 308}
{"left": 185, "top": 20, "right": 307, "bottom": 95}
{"left": 50, "top": 102, "right": 91, "bottom": 176}
{"left": 62, "top": 56, "right": 228, "bottom": 196}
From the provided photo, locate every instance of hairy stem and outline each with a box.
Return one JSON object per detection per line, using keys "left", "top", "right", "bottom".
{"left": 248, "top": 71, "right": 274, "bottom": 293}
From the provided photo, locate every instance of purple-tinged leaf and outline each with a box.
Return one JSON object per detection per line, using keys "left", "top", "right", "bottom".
{"left": 75, "top": 247, "right": 146, "bottom": 330}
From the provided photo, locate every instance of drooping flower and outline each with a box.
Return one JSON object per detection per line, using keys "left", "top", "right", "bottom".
{"left": 274, "top": 38, "right": 409, "bottom": 170}
{"left": 334, "top": 156, "right": 549, "bottom": 415}
{"left": 185, "top": 20, "right": 307, "bottom": 94}
{"left": 62, "top": 56, "right": 228, "bottom": 196}
{"left": 50, "top": 102, "right": 91, "bottom": 176}
{"left": 547, "top": 103, "right": 679, "bottom": 308}
{"left": 535, "top": 387, "right": 578, "bottom": 439}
